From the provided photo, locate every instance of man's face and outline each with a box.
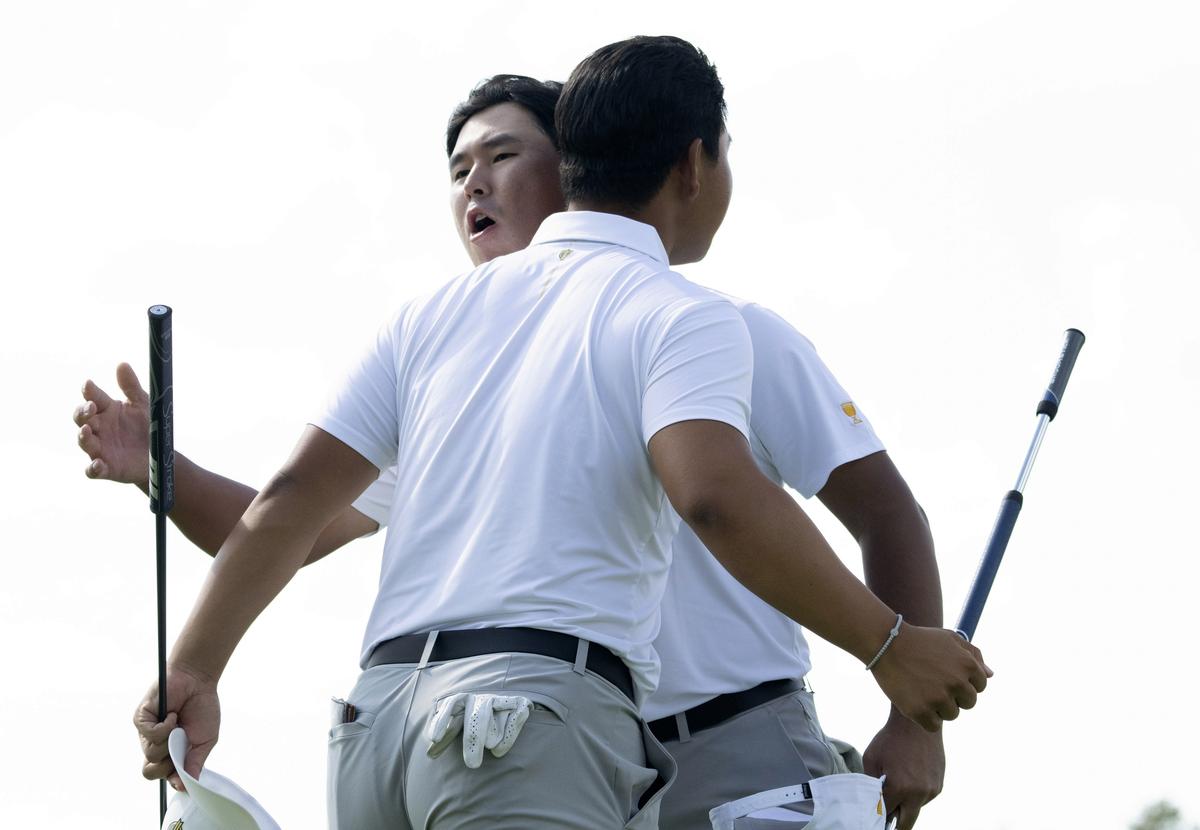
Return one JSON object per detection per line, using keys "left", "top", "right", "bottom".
{"left": 449, "top": 102, "right": 565, "bottom": 266}
{"left": 674, "top": 129, "right": 733, "bottom": 265}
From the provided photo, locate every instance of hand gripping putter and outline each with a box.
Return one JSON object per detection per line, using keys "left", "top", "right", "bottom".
{"left": 955, "top": 329, "right": 1086, "bottom": 642}
{"left": 148, "top": 305, "right": 175, "bottom": 824}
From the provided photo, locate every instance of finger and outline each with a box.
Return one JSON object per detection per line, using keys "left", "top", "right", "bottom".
{"left": 73, "top": 401, "right": 96, "bottom": 426}
{"left": 82, "top": 378, "right": 115, "bottom": 412}
{"left": 935, "top": 700, "right": 960, "bottom": 723}
{"left": 916, "top": 710, "right": 941, "bottom": 733}
{"left": 134, "top": 707, "right": 177, "bottom": 739}
{"left": 184, "top": 739, "right": 215, "bottom": 781}
{"left": 954, "top": 683, "right": 979, "bottom": 711}
{"left": 897, "top": 804, "right": 920, "bottom": 830}
{"left": 140, "top": 732, "right": 171, "bottom": 764}
{"left": 967, "top": 661, "right": 989, "bottom": 692}
{"left": 967, "top": 643, "right": 994, "bottom": 678}
{"left": 142, "top": 756, "right": 177, "bottom": 781}
{"left": 78, "top": 424, "right": 103, "bottom": 459}
{"left": 136, "top": 711, "right": 176, "bottom": 748}
{"left": 116, "top": 362, "right": 149, "bottom": 405}
{"left": 85, "top": 458, "right": 108, "bottom": 479}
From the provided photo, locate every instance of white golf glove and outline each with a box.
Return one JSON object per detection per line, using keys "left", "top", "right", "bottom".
{"left": 426, "top": 692, "right": 533, "bottom": 769}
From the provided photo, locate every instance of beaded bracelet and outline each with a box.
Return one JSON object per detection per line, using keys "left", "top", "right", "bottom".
{"left": 864, "top": 613, "right": 904, "bottom": 671}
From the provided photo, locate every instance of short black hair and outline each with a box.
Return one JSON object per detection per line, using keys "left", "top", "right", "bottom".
{"left": 556, "top": 36, "right": 726, "bottom": 209}
{"left": 445, "top": 75, "right": 563, "bottom": 157}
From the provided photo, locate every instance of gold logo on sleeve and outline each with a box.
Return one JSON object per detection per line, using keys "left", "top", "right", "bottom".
{"left": 558, "top": 248, "right": 573, "bottom": 261}
{"left": 841, "top": 402, "right": 864, "bottom": 425}
{"left": 168, "top": 820, "right": 185, "bottom": 830}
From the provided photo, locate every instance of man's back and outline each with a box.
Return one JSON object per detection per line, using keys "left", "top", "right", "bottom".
{"left": 317, "top": 210, "right": 753, "bottom": 700}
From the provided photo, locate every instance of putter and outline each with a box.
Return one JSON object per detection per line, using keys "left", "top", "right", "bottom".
{"left": 148, "top": 305, "right": 175, "bottom": 824}
{"left": 955, "top": 328, "right": 1085, "bottom": 641}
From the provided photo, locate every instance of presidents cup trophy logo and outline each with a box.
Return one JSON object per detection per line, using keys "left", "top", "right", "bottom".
{"left": 841, "top": 401, "right": 864, "bottom": 425}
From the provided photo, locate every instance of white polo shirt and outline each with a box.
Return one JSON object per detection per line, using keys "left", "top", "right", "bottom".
{"left": 641, "top": 298, "right": 885, "bottom": 720}
{"left": 317, "top": 211, "right": 753, "bottom": 703}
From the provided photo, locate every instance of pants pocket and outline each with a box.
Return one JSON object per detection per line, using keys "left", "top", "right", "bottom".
{"left": 329, "top": 710, "right": 376, "bottom": 741}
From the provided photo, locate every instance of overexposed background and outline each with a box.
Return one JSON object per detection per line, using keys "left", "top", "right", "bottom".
{"left": 2, "top": 1, "right": 1197, "bottom": 827}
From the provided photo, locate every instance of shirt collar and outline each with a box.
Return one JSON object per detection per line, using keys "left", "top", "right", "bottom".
{"left": 530, "top": 211, "right": 669, "bottom": 265}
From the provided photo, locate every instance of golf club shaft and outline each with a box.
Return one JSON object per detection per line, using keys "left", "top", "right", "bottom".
{"left": 156, "top": 512, "right": 167, "bottom": 821}
{"left": 955, "top": 329, "right": 1085, "bottom": 641}
{"left": 149, "top": 305, "right": 174, "bottom": 824}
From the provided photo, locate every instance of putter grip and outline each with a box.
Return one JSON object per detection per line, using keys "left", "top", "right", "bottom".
{"left": 1036, "top": 328, "right": 1086, "bottom": 420}
{"left": 956, "top": 490, "right": 1024, "bottom": 642}
{"left": 148, "top": 305, "right": 174, "bottom": 514}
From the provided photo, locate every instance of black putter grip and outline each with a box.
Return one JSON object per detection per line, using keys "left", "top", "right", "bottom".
{"left": 1036, "top": 328, "right": 1086, "bottom": 420}
{"left": 148, "top": 305, "right": 174, "bottom": 514}
{"left": 956, "top": 490, "right": 1024, "bottom": 642}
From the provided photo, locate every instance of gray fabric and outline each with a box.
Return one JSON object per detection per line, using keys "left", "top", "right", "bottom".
{"left": 327, "top": 652, "right": 675, "bottom": 829}
{"left": 658, "top": 689, "right": 850, "bottom": 830}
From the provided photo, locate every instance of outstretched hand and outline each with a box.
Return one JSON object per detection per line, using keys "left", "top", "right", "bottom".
{"left": 74, "top": 362, "right": 150, "bottom": 486}
{"left": 134, "top": 664, "right": 221, "bottom": 790}
{"left": 863, "top": 713, "right": 946, "bottom": 830}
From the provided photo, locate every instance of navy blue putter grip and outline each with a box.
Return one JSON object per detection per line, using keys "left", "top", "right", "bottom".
{"left": 956, "top": 491, "right": 1024, "bottom": 641}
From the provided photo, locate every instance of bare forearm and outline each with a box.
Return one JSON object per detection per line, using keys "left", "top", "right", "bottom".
{"left": 819, "top": 452, "right": 943, "bottom": 628}
{"left": 688, "top": 478, "right": 896, "bottom": 665}
{"left": 861, "top": 504, "right": 942, "bottom": 628}
{"left": 150, "top": 453, "right": 258, "bottom": 556}
{"left": 170, "top": 473, "right": 321, "bottom": 680}
{"left": 147, "top": 452, "right": 376, "bottom": 565}
{"left": 167, "top": 426, "right": 380, "bottom": 679}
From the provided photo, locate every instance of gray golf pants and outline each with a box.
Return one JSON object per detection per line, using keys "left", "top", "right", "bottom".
{"left": 657, "top": 688, "right": 852, "bottom": 830}
{"left": 327, "top": 651, "right": 675, "bottom": 829}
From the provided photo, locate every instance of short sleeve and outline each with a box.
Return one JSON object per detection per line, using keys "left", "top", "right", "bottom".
{"left": 311, "top": 312, "right": 404, "bottom": 472}
{"left": 741, "top": 303, "right": 886, "bottom": 497}
{"left": 351, "top": 466, "right": 398, "bottom": 528}
{"left": 641, "top": 297, "right": 754, "bottom": 445}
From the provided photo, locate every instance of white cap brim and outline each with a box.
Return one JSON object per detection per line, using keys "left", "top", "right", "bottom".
{"left": 160, "top": 728, "right": 281, "bottom": 830}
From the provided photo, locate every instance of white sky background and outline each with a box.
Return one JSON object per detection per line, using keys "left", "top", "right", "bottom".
{"left": 2, "top": 1, "right": 1198, "bottom": 827}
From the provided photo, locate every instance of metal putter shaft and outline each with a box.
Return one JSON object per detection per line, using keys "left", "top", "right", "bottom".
{"left": 148, "top": 305, "right": 175, "bottom": 824}
{"left": 955, "top": 328, "right": 1085, "bottom": 642}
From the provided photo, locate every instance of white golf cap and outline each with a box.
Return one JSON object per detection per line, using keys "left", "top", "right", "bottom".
{"left": 160, "top": 728, "right": 281, "bottom": 830}
{"left": 708, "top": 773, "right": 888, "bottom": 830}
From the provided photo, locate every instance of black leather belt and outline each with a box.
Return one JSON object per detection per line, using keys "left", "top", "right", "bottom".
{"left": 648, "top": 678, "right": 806, "bottom": 742}
{"left": 366, "top": 627, "right": 635, "bottom": 702}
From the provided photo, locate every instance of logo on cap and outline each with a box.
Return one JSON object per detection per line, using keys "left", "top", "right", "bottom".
{"left": 841, "top": 402, "right": 863, "bottom": 425}
{"left": 558, "top": 248, "right": 573, "bottom": 261}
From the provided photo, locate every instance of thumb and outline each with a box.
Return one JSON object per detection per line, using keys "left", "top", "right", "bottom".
{"left": 184, "top": 740, "right": 214, "bottom": 782}
{"left": 116, "top": 362, "right": 150, "bottom": 405}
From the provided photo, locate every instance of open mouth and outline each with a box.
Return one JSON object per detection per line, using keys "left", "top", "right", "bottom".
{"left": 468, "top": 211, "right": 496, "bottom": 238}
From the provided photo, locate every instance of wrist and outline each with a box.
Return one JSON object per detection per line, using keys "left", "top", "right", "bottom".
{"left": 865, "top": 614, "right": 904, "bottom": 670}
{"left": 886, "top": 705, "right": 942, "bottom": 737}
{"left": 167, "top": 656, "right": 221, "bottom": 688}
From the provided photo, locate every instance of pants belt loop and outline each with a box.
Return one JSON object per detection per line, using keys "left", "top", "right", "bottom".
{"left": 572, "top": 638, "right": 589, "bottom": 676}
{"left": 674, "top": 712, "right": 692, "bottom": 743}
{"left": 417, "top": 630, "right": 440, "bottom": 668}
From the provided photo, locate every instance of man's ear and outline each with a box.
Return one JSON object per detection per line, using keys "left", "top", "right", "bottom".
{"left": 677, "top": 137, "right": 706, "bottom": 201}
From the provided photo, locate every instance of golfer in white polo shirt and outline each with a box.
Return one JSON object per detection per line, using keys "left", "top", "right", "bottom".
{"left": 119, "top": 35, "right": 993, "bottom": 825}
